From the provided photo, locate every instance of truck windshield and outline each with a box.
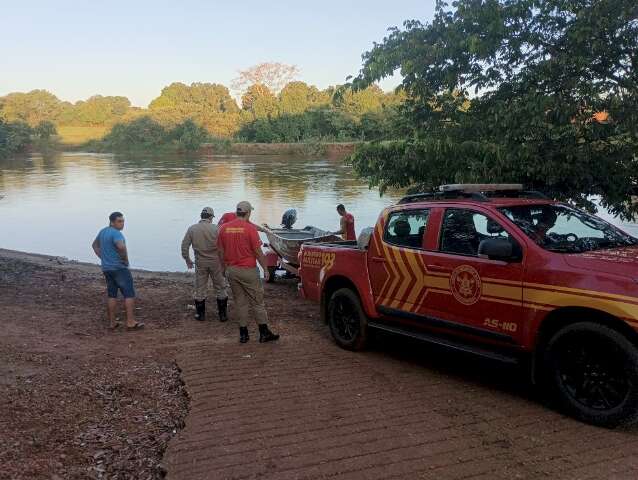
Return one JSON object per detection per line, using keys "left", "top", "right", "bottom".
{"left": 498, "top": 204, "right": 638, "bottom": 253}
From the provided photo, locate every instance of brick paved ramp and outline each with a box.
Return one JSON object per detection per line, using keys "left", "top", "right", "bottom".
{"left": 165, "top": 313, "right": 638, "bottom": 479}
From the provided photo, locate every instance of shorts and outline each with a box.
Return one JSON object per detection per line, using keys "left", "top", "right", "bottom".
{"left": 103, "top": 269, "right": 136, "bottom": 299}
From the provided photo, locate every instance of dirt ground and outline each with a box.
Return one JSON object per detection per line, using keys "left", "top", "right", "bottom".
{"left": 0, "top": 249, "right": 312, "bottom": 480}
{"left": 3, "top": 249, "right": 638, "bottom": 480}
{"left": 0, "top": 250, "right": 193, "bottom": 479}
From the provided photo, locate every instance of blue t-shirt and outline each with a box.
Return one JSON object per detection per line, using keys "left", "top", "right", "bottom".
{"left": 96, "top": 226, "right": 127, "bottom": 271}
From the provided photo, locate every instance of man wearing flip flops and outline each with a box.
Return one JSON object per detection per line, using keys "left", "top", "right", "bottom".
{"left": 92, "top": 212, "right": 144, "bottom": 331}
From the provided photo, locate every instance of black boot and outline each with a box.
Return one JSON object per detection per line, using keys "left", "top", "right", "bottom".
{"left": 239, "top": 327, "right": 249, "bottom": 344}
{"left": 259, "top": 324, "right": 280, "bottom": 343}
{"left": 194, "top": 300, "right": 206, "bottom": 321}
{"left": 217, "top": 298, "right": 228, "bottom": 322}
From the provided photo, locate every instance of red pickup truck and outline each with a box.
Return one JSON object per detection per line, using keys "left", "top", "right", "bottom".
{"left": 298, "top": 184, "right": 638, "bottom": 427}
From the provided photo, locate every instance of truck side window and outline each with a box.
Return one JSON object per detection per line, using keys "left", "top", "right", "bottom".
{"left": 440, "top": 209, "right": 511, "bottom": 256}
{"left": 384, "top": 210, "right": 430, "bottom": 249}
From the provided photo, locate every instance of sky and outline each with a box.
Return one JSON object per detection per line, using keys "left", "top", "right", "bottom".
{"left": 1, "top": 0, "right": 436, "bottom": 107}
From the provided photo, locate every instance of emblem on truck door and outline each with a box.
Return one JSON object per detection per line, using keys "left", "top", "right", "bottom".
{"left": 450, "top": 265, "right": 482, "bottom": 305}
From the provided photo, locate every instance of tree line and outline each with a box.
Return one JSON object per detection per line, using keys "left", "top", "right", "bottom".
{"left": 0, "top": 79, "right": 404, "bottom": 147}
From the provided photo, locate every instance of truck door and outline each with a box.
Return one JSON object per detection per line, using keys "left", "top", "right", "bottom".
{"left": 420, "top": 207, "right": 525, "bottom": 343}
{"left": 368, "top": 208, "right": 431, "bottom": 313}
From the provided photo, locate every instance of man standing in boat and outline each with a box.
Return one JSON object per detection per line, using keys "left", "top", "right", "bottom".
{"left": 218, "top": 201, "right": 279, "bottom": 344}
{"left": 181, "top": 207, "right": 229, "bottom": 322}
{"left": 333, "top": 204, "right": 357, "bottom": 241}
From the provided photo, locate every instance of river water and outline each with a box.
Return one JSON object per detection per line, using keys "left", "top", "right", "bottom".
{"left": 1, "top": 152, "right": 636, "bottom": 271}
{"left": 0, "top": 152, "right": 401, "bottom": 271}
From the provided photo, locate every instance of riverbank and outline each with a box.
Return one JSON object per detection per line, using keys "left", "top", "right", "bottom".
{"left": 0, "top": 248, "right": 301, "bottom": 479}
{"left": 53, "top": 141, "right": 358, "bottom": 159}
{"left": 200, "top": 141, "right": 358, "bottom": 159}
{"left": 6, "top": 248, "right": 638, "bottom": 479}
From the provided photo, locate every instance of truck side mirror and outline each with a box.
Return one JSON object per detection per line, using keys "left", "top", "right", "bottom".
{"left": 478, "top": 238, "right": 514, "bottom": 261}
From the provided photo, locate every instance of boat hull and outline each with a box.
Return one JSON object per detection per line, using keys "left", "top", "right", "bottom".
{"left": 265, "top": 227, "right": 342, "bottom": 266}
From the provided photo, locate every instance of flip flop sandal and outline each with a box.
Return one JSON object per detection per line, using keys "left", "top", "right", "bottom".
{"left": 126, "top": 322, "right": 145, "bottom": 331}
{"left": 109, "top": 322, "right": 122, "bottom": 331}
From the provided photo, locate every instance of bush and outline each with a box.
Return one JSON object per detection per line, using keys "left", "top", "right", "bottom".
{"left": 101, "top": 116, "right": 167, "bottom": 150}
{"left": 0, "top": 119, "right": 33, "bottom": 157}
{"left": 169, "top": 119, "right": 210, "bottom": 151}
{"left": 88, "top": 116, "right": 211, "bottom": 152}
{"left": 34, "top": 120, "right": 57, "bottom": 140}
{"left": 236, "top": 108, "right": 356, "bottom": 142}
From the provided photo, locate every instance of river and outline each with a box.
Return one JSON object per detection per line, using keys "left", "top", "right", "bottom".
{"left": 0, "top": 152, "right": 401, "bottom": 271}
{"left": 1, "top": 152, "right": 636, "bottom": 272}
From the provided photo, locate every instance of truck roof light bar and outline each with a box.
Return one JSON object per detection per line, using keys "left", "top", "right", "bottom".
{"left": 398, "top": 184, "right": 549, "bottom": 204}
{"left": 439, "top": 183, "right": 524, "bottom": 193}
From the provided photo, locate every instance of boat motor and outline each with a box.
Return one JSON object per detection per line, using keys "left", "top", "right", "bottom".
{"left": 281, "top": 209, "right": 298, "bottom": 229}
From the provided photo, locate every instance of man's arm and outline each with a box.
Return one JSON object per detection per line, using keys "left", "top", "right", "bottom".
{"left": 249, "top": 228, "right": 269, "bottom": 281}
{"left": 255, "top": 247, "right": 270, "bottom": 282}
{"left": 250, "top": 221, "right": 269, "bottom": 233}
{"left": 333, "top": 217, "right": 346, "bottom": 235}
{"left": 181, "top": 229, "right": 194, "bottom": 269}
{"left": 114, "top": 240, "right": 129, "bottom": 267}
{"left": 92, "top": 237, "right": 101, "bottom": 259}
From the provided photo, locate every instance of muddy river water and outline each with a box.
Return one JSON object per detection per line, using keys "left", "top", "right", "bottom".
{"left": 0, "top": 152, "right": 401, "bottom": 271}
{"left": 0, "top": 152, "right": 635, "bottom": 271}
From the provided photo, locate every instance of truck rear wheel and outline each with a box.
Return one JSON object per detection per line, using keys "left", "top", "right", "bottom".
{"left": 327, "top": 288, "right": 368, "bottom": 351}
{"left": 541, "top": 322, "right": 638, "bottom": 427}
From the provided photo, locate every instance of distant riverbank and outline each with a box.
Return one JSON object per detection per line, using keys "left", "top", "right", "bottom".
{"left": 55, "top": 140, "right": 359, "bottom": 159}
{"left": 200, "top": 141, "right": 357, "bottom": 158}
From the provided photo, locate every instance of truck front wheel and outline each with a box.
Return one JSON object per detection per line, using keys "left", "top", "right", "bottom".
{"left": 542, "top": 322, "right": 638, "bottom": 427}
{"left": 327, "top": 288, "right": 368, "bottom": 351}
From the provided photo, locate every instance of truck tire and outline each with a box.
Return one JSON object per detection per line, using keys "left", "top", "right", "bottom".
{"left": 327, "top": 288, "right": 368, "bottom": 351}
{"left": 541, "top": 321, "right": 638, "bottom": 427}
{"left": 266, "top": 266, "right": 277, "bottom": 283}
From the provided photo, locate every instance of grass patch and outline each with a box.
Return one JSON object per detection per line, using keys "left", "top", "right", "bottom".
{"left": 57, "top": 126, "right": 109, "bottom": 145}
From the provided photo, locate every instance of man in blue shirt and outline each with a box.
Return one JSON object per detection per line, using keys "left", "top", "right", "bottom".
{"left": 92, "top": 212, "right": 143, "bottom": 330}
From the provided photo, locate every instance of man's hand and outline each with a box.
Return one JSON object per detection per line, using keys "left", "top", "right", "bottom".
{"left": 263, "top": 267, "right": 270, "bottom": 282}
{"left": 186, "top": 258, "right": 194, "bottom": 269}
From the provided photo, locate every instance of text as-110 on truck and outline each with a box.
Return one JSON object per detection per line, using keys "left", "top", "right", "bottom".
{"left": 298, "top": 184, "right": 638, "bottom": 427}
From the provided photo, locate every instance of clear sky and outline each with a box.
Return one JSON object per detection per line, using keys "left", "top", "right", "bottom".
{"left": 1, "top": 0, "right": 435, "bottom": 107}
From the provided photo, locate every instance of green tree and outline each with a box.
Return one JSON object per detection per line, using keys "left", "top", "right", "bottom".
{"left": 334, "top": 85, "right": 385, "bottom": 117}
{"left": 0, "top": 119, "right": 33, "bottom": 157}
{"left": 148, "top": 82, "right": 240, "bottom": 136}
{"left": 63, "top": 95, "right": 132, "bottom": 126}
{"left": 278, "top": 81, "right": 330, "bottom": 115}
{"left": 149, "top": 82, "right": 239, "bottom": 115}
{"left": 0, "top": 90, "right": 63, "bottom": 126}
{"left": 169, "top": 119, "right": 209, "bottom": 151}
{"left": 241, "top": 84, "right": 279, "bottom": 120}
{"left": 34, "top": 120, "right": 57, "bottom": 140}
{"left": 102, "top": 116, "right": 167, "bottom": 150}
{"left": 348, "top": 0, "right": 638, "bottom": 219}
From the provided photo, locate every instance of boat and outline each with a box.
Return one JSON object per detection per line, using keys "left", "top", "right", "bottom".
{"left": 264, "top": 226, "right": 342, "bottom": 267}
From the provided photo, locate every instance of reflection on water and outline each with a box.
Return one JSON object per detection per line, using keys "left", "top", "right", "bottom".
{"left": 1, "top": 152, "right": 636, "bottom": 271}
{"left": 0, "top": 152, "right": 401, "bottom": 271}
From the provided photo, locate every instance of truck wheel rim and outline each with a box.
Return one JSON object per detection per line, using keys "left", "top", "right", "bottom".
{"left": 333, "top": 297, "right": 359, "bottom": 341}
{"left": 554, "top": 332, "right": 630, "bottom": 411}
